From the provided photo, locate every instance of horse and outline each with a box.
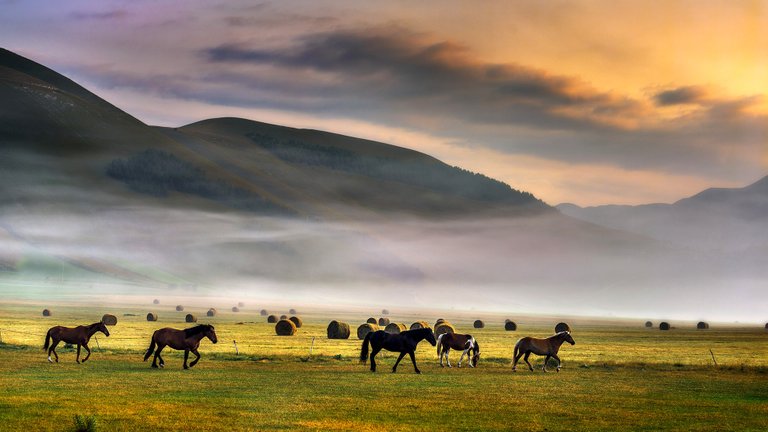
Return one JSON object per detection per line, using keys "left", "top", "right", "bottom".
{"left": 43, "top": 322, "right": 110, "bottom": 363}
{"left": 143, "top": 324, "right": 218, "bottom": 369}
{"left": 360, "top": 327, "right": 436, "bottom": 374}
{"left": 513, "top": 331, "right": 575, "bottom": 372}
{"left": 436, "top": 332, "right": 480, "bottom": 368}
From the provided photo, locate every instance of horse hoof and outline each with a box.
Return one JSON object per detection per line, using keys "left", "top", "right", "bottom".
{"left": 415, "top": 370, "right": 421, "bottom": 374}
{"left": 151, "top": 364, "right": 158, "bottom": 368}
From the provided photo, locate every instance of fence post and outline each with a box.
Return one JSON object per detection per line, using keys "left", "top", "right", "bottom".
{"left": 709, "top": 349, "right": 718, "bottom": 367}
{"left": 233, "top": 340, "right": 239, "bottom": 355}
{"left": 0, "top": 329, "right": 3, "bottom": 344}
{"left": 94, "top": 336, "right": 101, "bottom": 351}
{"left": 309, "top": 337, "right": 315, "bottom": 356}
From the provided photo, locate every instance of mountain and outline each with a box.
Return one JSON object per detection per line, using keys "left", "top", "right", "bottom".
{"left": 557, "top": 176, "right": 768, "bottom": 251}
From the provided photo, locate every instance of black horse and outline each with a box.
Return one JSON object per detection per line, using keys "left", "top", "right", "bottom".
{"left": 360, "top": 327, "right": 436, "bottom": 374}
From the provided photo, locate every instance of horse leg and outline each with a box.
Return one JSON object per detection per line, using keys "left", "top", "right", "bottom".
{"left": 408, "top": 351, "right": 421, "bottom": 374}
{"left": 189, "top": 349, "right": 201, "bottom": 368}
{"left": 512, "top": 351, "right": 522, "bottom": 372}
{"left": 370, "top": 347, "right": 381, "bottom": 372}
{"left": 152, "top": 345, "right": 165, "bottom": 368}
{"left": 48, "top": 339, "right": 60, "bottom": 363}
{"left": 552, "top": 354, "right": 562, "bottom": 372}
{"left": 81, "top": 344, "right": 91, "bottom": 363}
{"left": 446, "top": 348, "right": 452, "bottom": 368}
{"left": 524, "top": 352, "right": 534, "bottom": 371}
{"left": 543, "top": 355, "right": 551, "bottom": 372}
{"left": 458, "top": 348, "right": 469, "bottom": 368}
{"left": 392, "top": 352, "right": 406, "bottom": 373}
{"left": 76, "top": 344, "right": 81, "bottom": 363}
{"left": 183, "top": 349, "right": 190, "bottom": 369}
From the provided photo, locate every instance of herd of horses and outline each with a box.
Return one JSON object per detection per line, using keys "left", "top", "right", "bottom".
{"left": 43, "top": 322, "right": 575, "bottom": 372}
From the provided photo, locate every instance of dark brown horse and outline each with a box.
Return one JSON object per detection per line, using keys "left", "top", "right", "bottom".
{"left": 513, "top": 331, "right": 575, "bottom": 372}
{"left": 436, "top": 332, "right": 480, "bottom": 368}
{"left": 360, "top": 327, "right": 436, "bottom": 374}
{"left": 143, "top": 324, "right": 218, "bottom": 369}
{"left": 43, "top": 322, "right": 110, "bottom": 363}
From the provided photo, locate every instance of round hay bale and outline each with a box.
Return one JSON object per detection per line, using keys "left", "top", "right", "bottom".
{"left": 175, "top": 305, "right": 184, "bottom": 312}
{"left": 327, "top": 320, "right": 351, "bottom": 339}
{"left": 153, "top": 299, "right": 160, "bottom": 305}
{"left": 280, "top": 314, "right": 288, "bottom": 320}
{"left": 659, "top": 322, "right": 670, "bottom": 330}
{"left": 146, "top": 312, "right": 158, "bottom": 321}
{"left": 42, "top": 309, "right": 52, "bottom": 317}
{"left": 435, "top": 318, "right": 446, "bottom": 328}
{"left": 207, "top": 308, "right": 217, "bottom": 317}
{"left": 289, "top": 316, "right": 303, "bottom": 328}
{"left": 267, "top": 315, "right": 278, "bottom": 323}
{"left": 765, "top": 323, "right": 768, "bottom": 330}
{"left": 504, "top": 321, "right": 517, "bottom": 331}
{"left": 384, "top": 323, "right": 407, "bottom": 334}
{"left": 238, "top": 302, "right": 245, "bottom": 307}
{"left": 289, "top": 308, "right": 297, "bottom": 315}
{"left": 555, "top": 322, "right": 570, "bottom": 333}
{"left": 357, "top": 323, "right": 379, "bottom": 339}
{"left": 275, "top": 319, "right": 297, "bottom": 336}
{"left": 473, "top": 320, "right": 485, "bottom": 329}
{"left": 378, "top": 317, "right": 390, "bottom": 326}
{"left": 366, "top": 317, "right": 377, "bottom": 324}
{"left": 185, "top": 314, "right": 197, "bottom": 323}
{"left": 260, "top": 309, "right": 268, "bottom": 316}
{"left": 381, "top": 309, "right": 390, "bottom": 315}
{"left": 231, "top": 306, "right": 240, "bottom": 312}
{"left": 101, "top": 314, "right": 118, "bottom": 326}
{"left": 645, "top": 321, "right": 653, "bottom": 328}
{"left": 435, "top": 322, "right": 455, "bottom": 336}
{"left": 410, "top": 321, "right": 430, "bottom": 330}
{"left": 697, "top": 321, "right": 709, "bottom": 330}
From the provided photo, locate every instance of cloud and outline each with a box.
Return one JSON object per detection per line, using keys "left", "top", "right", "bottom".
{"left": 654, "top": 86, "right": 709, "bottom": 106}
{"left": 70, "top": 9, "right": 128, "bottom": 20}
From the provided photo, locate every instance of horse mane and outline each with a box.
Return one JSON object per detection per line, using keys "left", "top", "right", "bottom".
{"left": 184, "top": 324, "right": 212, "bottom": 337}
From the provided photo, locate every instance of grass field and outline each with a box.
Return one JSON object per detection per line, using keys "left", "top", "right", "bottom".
{"left": 0, "top": 301, "right": 766, "bottom": 431}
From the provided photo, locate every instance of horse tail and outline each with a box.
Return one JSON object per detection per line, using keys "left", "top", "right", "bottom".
{"left": 513, "top": 338, "right": 522, "bottom": 359}
{"left": 360, "top": 331, "right": 372, "bottom": 364}
{"left": 143, "top": 334, "right": 156, "bottom": 362}
{"left": 43, "top": 329, "right": 51, "bottom": 350}
{"left": 436, "top": 333, "right": 445, "bottom": 357}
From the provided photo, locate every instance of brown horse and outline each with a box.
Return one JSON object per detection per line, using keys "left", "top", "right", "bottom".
{"left": 513, "top": 331, "right": 575, "bottom": 372}
{"left": 436, "top": 332, "right": 480, "bottom": 368}
{"left": 360, "top": 327, "right": 436, "bottom": 374}
{"left": 43, "top": 322, "right": 110, "bottom": 363}
{"left": 143, "top": 324, "right": 218, "bottom": 369}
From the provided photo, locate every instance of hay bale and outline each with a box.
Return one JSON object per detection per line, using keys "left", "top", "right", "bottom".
{"left": 289, "top": 308, "right": 297, "bottom": 314}
{"left": 645, "top": 321, "right": 653, "bottom": 328}
{"left": 366, "top": 317, "right": 377, "bottom": 324}
{"left": 555, "top": 322, "right": 570, "bottom": 333}
{"left": 381, "top": 309, "right": 390, "bottom": 315}
{"left": 435, "top": 322, "right": 455, "bottom": 336}
{"left": 231, "top": 306, "right": 240, "bottom": 312}
{"left": 238, "top": 302, "right": 245, "bottom": 307}
{"left": 357, "top": 323, "right": 379, "bottom": 339}
{"left": 185, "top": 314, "right": 197, "bottom": 323}
{"left": 207, "top": 308, "right": 217, "bottom": 317}
{"left": 175, "top": 305, "right": 184, "bottom": 312}
{"left": 410, "top": 321, "right": 430, "bottom": 330}
{"left": 473, "top": 320, "right": 485, "bottom": 329}
{"left": 153, "top": 299, "right": 160, "bottom": 305}
{"left": 260, "top": 309, "right": 268, "bottom": 316}
{"left": 697, "top": 321, "right": 709, "bottom": 330}
{"left": 384, "top": 323, "right": 407, "bottom": 334}
{"left": 289, "top": 316, "right": 303, "bottom": 328}
{"left": 146, "top": 312, "right": 158, "bottom": 321}
{"left": 504, "top": 321, "right": 517, "bottom": 331}
{"left": 42, "top": 309, "right": 52, "bottom": 317}
{"left": 280, "top": 314, "right": 288, "bottom": 320}
{"left": 275, "top": 319, "right": 297, "bottom": 336}
{"left": 765, "top": 323, "right": 768, "bottom": 330}
{"left": 434, "top": 318, "right": 446, "bottom": 328}
{"left": 659, "top": 322, "right": 670, "bottom": 330}
{"left": 378, "top": 317, "right": 390, "bottom": 326}
{"left": 327, "top": 320, "right": 351, "bottom": 339}
{"left": 101, "top": 314, "right": 118, "bottom": 326}
{"left": 267, "top": 315, "right": 278, "bottom": 323}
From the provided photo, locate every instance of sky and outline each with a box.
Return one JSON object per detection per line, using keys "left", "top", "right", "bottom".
{"left": 1, "top": 0, "right": 767, "bottom": 206}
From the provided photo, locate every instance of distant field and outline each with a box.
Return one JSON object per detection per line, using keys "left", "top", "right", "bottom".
{"left": 0, "top": 302, "right": 766, "bottom": 431}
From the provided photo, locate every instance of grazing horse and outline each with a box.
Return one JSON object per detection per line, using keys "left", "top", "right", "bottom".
{"left": 43, "top": 322, "right": 110, "bottom": 363}
{"left": 436, "top": 332, "right": 481, "bottom": 368}
{"left": 143, "top": 324, "right": 218, "bottom": 369}
{"left": 513, "top": 331, "right": 575, "bottom": 372}
{"left": 360, "top": 327, "right": 436, "bottom": 374}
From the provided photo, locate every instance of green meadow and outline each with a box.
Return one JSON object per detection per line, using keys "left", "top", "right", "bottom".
{"left": 0, "top": 302, "right": 766, "bottom": 431}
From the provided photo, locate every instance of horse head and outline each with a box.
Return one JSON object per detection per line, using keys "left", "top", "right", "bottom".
{"left": 426, "top": 329, "right": 437, "bottom": 346}
{"left": 98, "top": 322, "right": 110, "bottom": 337}
{"left": 471, "top": 341, "right": 481, "bottom": 367}
{"left": 563, "top": 331, "right": 575, "bottom": 345}
{"left": 205, "top": 325, "right": 218, "bottom": 344}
